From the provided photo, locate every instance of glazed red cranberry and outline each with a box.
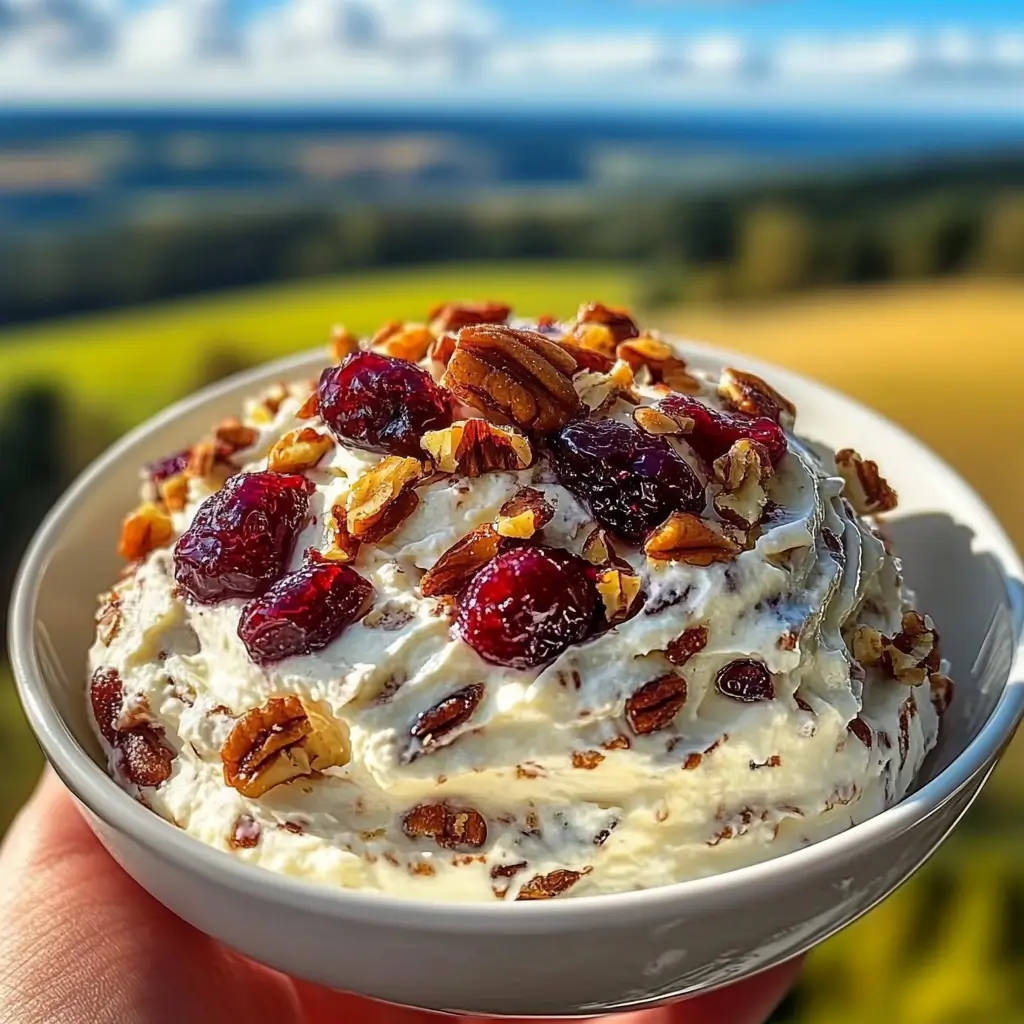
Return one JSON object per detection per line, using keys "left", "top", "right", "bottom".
{"left": 174, "top": 472, "right": 311, "bottom": 604}
{"left": 456, "top": 546, "right": 597, "bottom": 669}
{"left": 147, "top": 449, "right": 191, "bottom": 482}
{"left": 238, "top": 557, "right": 373, "bottom": 664}
{"left": 715, "top": 659, "right": 775, "bottom": 702}
{"left": 318, "top": 351, "right": 451, "bottom": 457}
{"left": 661, "top": 394, "right": 787, "bottom": 464}
{"left": 549, "top": 418, "right": 704, "bottom": 544}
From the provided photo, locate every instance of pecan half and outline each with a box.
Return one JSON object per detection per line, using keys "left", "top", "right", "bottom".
{"left": 221, "top": 695, "right": 350, "bottom": 799}
{"left": 495, "top": 488, "right": 554, "bottom": 539}
{"left": 633, "top": 405, "right": 695, "bottom": 436}
{"left": 713, "top": 439, "right": 773, "bottom": 528}
{"left": 574, "top": 301, "right": 640, "bottom": 344}
{"left": 429, "top": 300, "right": 511, "bottom": 335}
{"left": 330, "top": 325, "right": 360, "bottom": 362}
{"left": 420, "top": 524, "right": 501, "bottom": 598}
{"left": 372, "top": 322, "right": 434, "bottom": 363}
{"left": 442, "top": 324, "right": 580, "bottom": 435}
{"left": 267, "top": 427, "right": 335, "bottom": 474}
{"left": 515, "top": 868, "right": 589, "bottom": 901}
{"left": 718, "top": 368, "right": 796, "bottom": 427}
{"left": 595, "top": 567, "right": 642, "bottom": 626}
{"left": 626, "top": 674, "right": 688, "bottom": 735}
{"left": 347, "top": 456, "right": 423, "bottom": 543}
{"left": 835, "top": 449, "right": 898, "bottom": 515}
{"left": 644, "top": 513, "right": 742, "bottom": 566}
{"left": 409, "top": 683, "right": 484, "bottom": 754}
{"left": 119, "top": 503, "right": 174, "bottom": 561}
{"left": 421, "top": 419, "right": 533, "bottom": 477}
{"left": 402, "top": 803, "right": 487, "bottom": 850}
{"left": 616, "top": 337, "right": 701, "bottom": 394}
{"left": 666, "top": 625, "right": 709, "bottom": 666}
{"left": 574, "top": 360, "right": 640, "bottom": 414}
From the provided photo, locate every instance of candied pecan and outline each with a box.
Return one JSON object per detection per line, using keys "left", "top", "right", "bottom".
{"left": 119, "top": 503, "right": 174, "bottom": 561}
{"left": 574, "top": 301, "right": 640, "bottom": 344}
{"left": 515, "top": 868, "right": 589, "bottom": 901}
{"left": 221, "top": 695, "right": 350, "bottom": 799}
{"left": 429, "top": 300, "right": 511, "bottom": 335}
{"left": 666, "top": 625, "right": 709, "bottom": 667}
{"left": 581, "top": 527, "right": 627, "bottom": 568}
{"left": 558, "top": 339, "right": 615, "bottom": 374}
{"left": 930, "top": 672, "right": 955, "bottom": 716}
{"left": 644, "top": 513, "right": 742, "bottom": 566}
{"left": 157, "top": 473, "right": 189, "bottom": 513}
{"left": 229, "top": 814, "right": 262, "bottom": 850}
{"left": 402, "top": 803, "right": 487, "bottom": 850}
{"left": 885, "top": 611, "right": 941, "bottom": 686}
{"left": 346, "top": 456, "right": 423, "bottom": 543}
{"left": 118, "top": 727, "right": 176, "bottom": 788}
{"left": 633, "top": 405, "right": 695, "bottom": 436}
{"left": 409, "top": 683, "right": 485, "bottom": 753}
{"left": 428, "top": 333, "right": 457, "bottom": 367}
{"left": 96, "top": 591, "right": 122, "bottom": 646}
{"left": 421, "top": 419, "right": 533, "bottom": 477}
{"left": 267, "top": 427, "right": 335, "bottom": 474}
{"left": 372, "top": 322, "right": 434, "bottom": 363}
{"left": 214, "top": 417, "right": 260, "bottom": 453}
{"left": 626, "top": 674, "right": 688, "bottom": 735}
{"left": 835, "top": 449, "right": 898, "bottom": 515}
{"left": 570, "top": 323, "right": 617, "bottom": 359}
{"left": 571, "top": 750, "right": 605, "bottom": 770}
{"left": 718, "top": 368, "right": 796, "bottom": 427}
{"left": 595, "top": 567, "right": 642, "bottom": 626}
{"left": 616, "top": 337, "right": 701, "bottom": 394}
{"left": 420, "top": 524, "right": 501, "bottom": 598}
{"left": 323, "top": 500, "right": 361, "bottom": 563}
{"left": 296, "top": 391, "right": 319, "bottom": 420}
{"left": 442, "top": 324, "right": 580, "bottom": 435}
{"left": 495, "top": 487, "right": 555, "bottom": 539}
{"left": 184, "top": 441, "right": 234, "bottom": 488}
{"left": 330, "top": 325, "right": 360, "bottom": 362}
{"left": 574, "top": 360, "right": 640, "bottom": 414}
{"left": 713, "top": 439, "right": 773, "bottom": 528}
{"left": 603, "top": 735, "right": 631, "bottom": 751}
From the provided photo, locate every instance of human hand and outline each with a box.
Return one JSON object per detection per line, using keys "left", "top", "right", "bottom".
{"left": 0, "top": 772, "right": 800, "bottom": 1024}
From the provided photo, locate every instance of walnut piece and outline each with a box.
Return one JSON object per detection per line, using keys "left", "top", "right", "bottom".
{"left": 347, "top": 456, "right": 423, "bottom": 543}
{"left": 420, "top": 524, "right": 502, "bottom": 598}
{"left": 718, "top": 368, "right": 796, "bottom": 427}
{"left": 644, "top": 513, "right": 743, "bottom": 566}
{"left": 323, "top": 499, "right": 361, "bottom": 563}
{"left": 119, "top": 503, "right": 174, "bottom": 561}
{"left": 713, "top": 439, "right": 773, "bottom": 528}
{"left": 571, "top": 750, "right": 605, "bottom": 770}
{"left": 626, "top": 674, "right": 688, "bottom": 735}
{"left": 558, "top": 338, "right": 615, "bottom": 374}
{"left": 421, "top": 419, "right": 533, "bottom": 477}
{"left": 221, "top": 695, "right": 350, "bottom": 799}
{"left": 267, "top": 427, "right": 335, "bottom": 474}
{"left": 442, "top": 324, "right": 580, "bottom": 435}
{"left": 214, "top": 417, "right": 260, "bottom": 453}
{"left": 495, "top": 488, "right": 554, "bottom": 539}
{"left": 330, "top": 325, "right": 360, "bottom": 362}
{"left": 402, "top": 803, "right": 487, "bottom": 850}
{"left": 633, "top": 405, "right": 695, "bottom": 436}
{"left": 616, "top": 336, "right": 701, "bottom": 394}
{"left": 835, "top": 449, "right": 898, "bottom": 515}
{"left": 573, "top": 301, "right": 640, "bottom": 344}
{"left": 409, "top": 684, "right": 484, "bottom": 754}
{"left": 595, "top": 567, "right": 642, "bottom": 626}
{"left": 851, "top": 612, "right": 940, "bottom": 686}
{"left": 372, "top": 321, "right": 434, "bottom": 363}
{"left": 666, "top": 625, "right": 709, "bottom": 666}
{"left": 515, "top": 868, "right": 589, "bottom": 901}
{"left": 428, "top": 300, "right": 511, "bottom": 336}
{"left": 574, "top": 360, "right": 640, "bottom": 413}
{"left": 581, "top": 527, "right": 629, "bottom": 568}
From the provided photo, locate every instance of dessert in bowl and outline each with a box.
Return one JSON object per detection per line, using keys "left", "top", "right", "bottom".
{"left": 10, "top": 301, "right": 1024, "bottom": 1014}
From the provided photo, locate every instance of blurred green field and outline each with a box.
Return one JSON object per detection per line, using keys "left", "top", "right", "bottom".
{"left": 1, "top": 265, "right": 1022, "bottom": 1023}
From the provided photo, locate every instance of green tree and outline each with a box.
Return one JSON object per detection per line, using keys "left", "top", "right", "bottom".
{"left": 889, "top": 195, "right": 976, "bottom": 279}
{"left": 736, "top": 203, "right": 814, "bottom": 299}
{"left": 976, "top": 193, "right": 1024, "bottom": 275}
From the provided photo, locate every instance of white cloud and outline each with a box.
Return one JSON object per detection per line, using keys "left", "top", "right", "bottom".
{"left": 684, "top": 33, "right": 747, "bottom": 75}
{"left": 119, "top": 0, "right": 237, "bottom": 69}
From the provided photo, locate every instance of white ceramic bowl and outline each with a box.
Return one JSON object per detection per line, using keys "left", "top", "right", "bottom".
{"left": 10, "top": 342, "right": 1024, "bottom": 1017}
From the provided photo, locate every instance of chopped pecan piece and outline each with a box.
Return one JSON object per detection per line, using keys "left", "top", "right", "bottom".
{"left": 571, "top": 750, "right": 605, "bottom": 770}
{"left": 442, "top": 324, "right": 580, "bottom": 435}
{"left": 295, "top": 391, "right": 319, "bottom": 420}
{"left": 428, "top": 333, "right": 457, "bottom": 367}
{"left": 885, "top": 611, "right": 941, "bottom": 686}
{"left": 495, "top": 488, "right": 554, "bottom": 539}
{"left": 429, "top": 300, "right": 511, "bottom": 335}
{"left": 570, "top": 323, "right": 617, "bottom": 359}
{"left": 96, "top": 591, "right": 123, "bottom": 646}
{"left": 558, "top": 338, "right": 616, "bottom": 374}
{"left": 644, "top": 513, "right": 742, "bottom": 566}
{"left": 581, "top": 527, "right": 627, "bottom": 567}
{"left": 330, "top": 325, "right": 360, "bottom": 362}
{"left": 185, "top": 441, "right": 233, "bottom": 485}
{"left": 574, "top": 360, "right": 640, "bottom": 413}
{"left": 221, "top": 695, "right": 350, "bottom": 799}
{"left": 420, "top": 524, "right": 501, "bottom": 598}
{"left": 713, "top": 439, "right": 773, "bottom": 528}
{"left": 626, "top": 674, "right": 688, "bottom": 735}
{"left": 633, "top": 405, "right": 695, "bottom": 436}
{"left": 835, "top": 449, "right": 898, "bottom": 515}
{"left": 595, "top": 567, "right": 642, "bottom": 626}
{"left": 421, "top": 419, "right": 533, "bottom": 477}
{"left": 372, "top": 322, "right": 434, "bottom": 363}
{"left": 515, "top": 868, "right": 589, "bottom": 901}
{"left": 930, "top": 672, "right": 955, "bottom": 716}
{"left": 666, "top": 625, "right": 709, "bottom": 666}
{"left": 323, "top": 499, "right": 361, "bottom": 563}
{"left": 616, "top": 337, "right": 701, "bottom": 394}
{"left": 157, "top": 473, "right": 189, "bottom": 513}
{"left": 574, "top": 301, "right": 640, "bottom": 344}
{"left": 119, "top": 503, "right": 174, "bottom": 561}
{"left": 409, "top": 683, "right": 485, "bottom": 753}
{"left": 214, "top": 417, "right": 260, "bottom": 453}
{"left": 402, "top": 803, "right": 487, "bottom": 850}
{"left": 851, "top": 625, "right": 886, "bottom": 667}
{"left": 267, "top": 427, "right": 335, "bottom": 474}
{"left": 346, "top": 456, "right": 423, "bottom": 542}
{"left": 718, "top": 368, "right": 796, "bottom": 427}
{"left": 229, "top": 814, "right": 262, "bottom": 850}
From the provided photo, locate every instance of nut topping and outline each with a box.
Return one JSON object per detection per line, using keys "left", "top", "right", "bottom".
{"left": 852, "top": 612, "right": 940, "bottom": 686}
{"left": 402, "top": 803, "right": 487, "bottom": 850}
{"left": 616, "top": 337, "right": 701, "bottom": 394}
{"left": 666, "top": 625, "right": 709, "bottom": 667}
{"left": 221, "top": 695, "right": 350, "bottom": 799}
{"left": 442, "top": 324, "right": 580, "bottom": 435}
{"left": 421, "top": 419, "right": 533, "bottom": 477}
{"left": 330, "top": 325, "right": 360, "bottom": 362}
{"left": 119, "top": 503, "right": 174, "bottom": 561}
{"left": 323, "top": 499, "right": 361, "bottom": 563}
{"left": 573, "top": 360, "right": 640, "bottom": 414}
{"left": 428, "top": 300, "right": 511, "bottom": 335}
{"left": 409, "top": 684, "right": 484, "bottom": 754}
{"left": 495, "top": 488, "right": 555, "bottom": 539}
{"left": 420, "top": 524, "right": 501, "bottom": 598}
{"left": 214, "top": 417, "right": 260, "bottom": 453}
{"left": 574, "top": 301, "right": 640, "bottom": 344}
{"left": 718, "top": 368, "right": 796, "bottom": 427}
{"left": 644, "top": 513, "right": 743, "bottom": 566}
{"left": 371, "top": 322, "right": 435, "bottom": 363}
{"left": 95, "top": 591, "right": 123, "bottom": 646}
{"left": 625, "top": 674, "right": 688, "bottom": 735}
{"left": 267, "top": 427, "right": 335, "bottom": 474}
{"left": 712, "top": 439, "right": 773, "bottom": 528}
{"left": 930, "top": 672, "right": 955, "bottom": 716}
{"left": 581, "top": 527, "right": 629, "bottom": 568}
{"left": 515, "top": 867, "right": 590, "bottom": 901}
{"left": 595, "top": 567, "right": 642, "bottom": 626}
{"left": 558, "top": 338, "right": 616, "bottom": 374}
{"left": 835, "top": 449, "right": 898, "bottom": 515}
{"left": 633, "top": 405, "right": 695, "bottom": 437}
{"left": 346, "top": 456, "right": 424, "bottom": 543}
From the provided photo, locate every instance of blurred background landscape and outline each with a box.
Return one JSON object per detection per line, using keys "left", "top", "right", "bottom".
{"left": 2, "top": 1, "right": 1024, "bottom": 1020}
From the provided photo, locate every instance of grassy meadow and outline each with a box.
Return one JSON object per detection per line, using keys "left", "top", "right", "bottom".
{"left": 1, "top": 264, "right": 1022, "bottom": 1022}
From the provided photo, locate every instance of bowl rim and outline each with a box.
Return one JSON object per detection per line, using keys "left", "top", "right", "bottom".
{"left": 9, "top": 340, "right": 1024, "bottom": 928}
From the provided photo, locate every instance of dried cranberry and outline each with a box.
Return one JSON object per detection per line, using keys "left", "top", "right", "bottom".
{"left": 318, "top": 351, "right": 451, "bottom": 458}
{"left": 90, "top": 667, "right": 123, "bottom": 744}
{"left": 549, "top": 419, "right": 704, "bottom": 544}
{"left": 147, "top": 449, "right": 191, "bottom": 482}
{"left": 456, "top": 546, "right": 597, "bottom": 669}
{"left": 715, "top": 659, "right": 775, "bottom": 702}
{"left": 174, "top": 472, "right": 311, "bottom": 604}
{"left": 661, "top": 394, "right": 787, "bottom": 464}
{"left": 238, "top": 557, "right": 373, "bottom": 663}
